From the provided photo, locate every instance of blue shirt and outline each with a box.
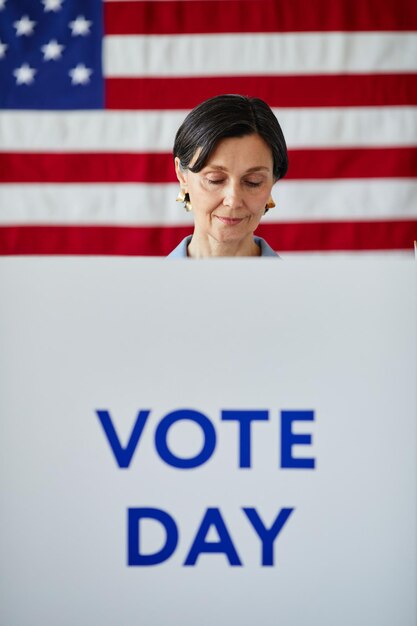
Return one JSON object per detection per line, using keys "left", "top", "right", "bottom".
{"left": 167, "top": 236, "right": 279, "bottom": 258}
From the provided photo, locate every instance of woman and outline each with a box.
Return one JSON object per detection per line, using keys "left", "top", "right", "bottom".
{"left": 168, "top": 94, "right": 288, "bottom": 258}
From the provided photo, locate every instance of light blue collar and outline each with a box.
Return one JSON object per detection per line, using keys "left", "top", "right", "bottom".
{"left": 167, "top": 236, "right": 279, "bottom": 258}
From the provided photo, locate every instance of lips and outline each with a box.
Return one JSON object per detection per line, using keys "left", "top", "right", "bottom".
{"left": 215, "top": 216, "right": 244, "bottom": 225}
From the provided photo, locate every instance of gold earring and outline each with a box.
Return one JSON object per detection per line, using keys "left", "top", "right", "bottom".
{"left": 265, "top": 195, "right": 276, "bottom": 209}
{"left": 176, "top": 189, "right": 192, "bottom": 212}
{"left": 264, "top": 195, "right": 276, "bottom": 214}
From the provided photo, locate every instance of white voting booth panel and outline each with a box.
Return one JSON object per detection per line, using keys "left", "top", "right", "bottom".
{"left": 0, "top": 257, "right": 416, "bottom": 626}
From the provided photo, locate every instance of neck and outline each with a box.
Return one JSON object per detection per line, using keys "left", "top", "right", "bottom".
{"left": 187, "top": 232, "right": 261, "bottom": 258}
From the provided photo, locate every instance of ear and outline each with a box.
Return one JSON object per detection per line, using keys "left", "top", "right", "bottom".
{"left": 175, "top": 157, "right": 188, "bottom": 188}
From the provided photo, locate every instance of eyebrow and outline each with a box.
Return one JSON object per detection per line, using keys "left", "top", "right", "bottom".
{"left": 203, "top": 165, "right": 270, "bottom": 173}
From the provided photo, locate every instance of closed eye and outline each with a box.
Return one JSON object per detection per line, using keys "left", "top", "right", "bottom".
{"left": 205, "top": 178, "right": 263, "bottom": 187}
{"left": 245, "top": 181, "right": 262, "bottom": 188}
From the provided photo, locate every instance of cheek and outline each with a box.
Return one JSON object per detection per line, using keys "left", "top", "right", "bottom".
{"left": 248, "top": 193, "right": 269, "bottom": 214}
{"left": 188, "top": 190, "right": 219, "bottom": 219}
{"left": 190, "top": 185, "right": 221, "bottom": 208}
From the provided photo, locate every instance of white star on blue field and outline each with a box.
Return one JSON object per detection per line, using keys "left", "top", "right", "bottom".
{"left": 0, "top": 0, "right": 104, "bottom": 109}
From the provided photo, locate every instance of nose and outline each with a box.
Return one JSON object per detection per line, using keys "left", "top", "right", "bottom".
{"left": 223, "top": 182, "right": 243, "bottom": 210}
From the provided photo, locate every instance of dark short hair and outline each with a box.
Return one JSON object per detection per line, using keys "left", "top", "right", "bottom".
{"left": 173, "top": 94, "right": 288, "bottom": 180}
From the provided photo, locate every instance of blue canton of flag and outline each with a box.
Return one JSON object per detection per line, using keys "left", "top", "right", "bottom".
{"left": 0, "top": 0, "right": 104, "bottom": 109}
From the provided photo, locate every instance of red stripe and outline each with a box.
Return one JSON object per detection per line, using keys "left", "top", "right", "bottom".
{"left": 289, "top": 147, "right": 417, "bottom": 180}
{"left": 0, "top": 225, "right": 191, "bottom": 256}
{"left": 105, "top": 74, "right": 417, "bottom": 110}
{"left": 105, "top": 75, "right": 417, "bottom": 110}
{"left": 1, "top": 221, "right": 415, "bottom": 255}
{"left": 0, "top": 153, "right": 176, "bottom": 183}
{"left": 257, "top": 221, "right": 417, "bottom": 251}
{"left": 104, "top": 0, "right": 417, "bottom": 34}
{"left": 1, "top": 148, "right": 416, "bottom": 183}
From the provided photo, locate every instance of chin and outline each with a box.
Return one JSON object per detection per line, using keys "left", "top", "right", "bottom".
{"left": 213, "top": 229, "right": 252, "bottom": 244}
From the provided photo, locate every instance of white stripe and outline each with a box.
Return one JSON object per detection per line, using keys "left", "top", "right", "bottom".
{"left": 280, "top": 107, "right": 417, "bottom": 148}
{"left": 104, "top": 33, "right": 417, "bottom": 77}
{"left": 1, "top": 180, "right": 415, "bottom": 225}
{"left": 271, "top": 179, "right": 417, "bottom": 222}
{"left": 0, "top": 111, "right": 183, "bottom": 152}
{"left": 1, "top": 108, "right": 416, "bottom": 150}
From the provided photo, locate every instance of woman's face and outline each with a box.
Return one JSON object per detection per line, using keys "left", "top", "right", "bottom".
{"left": 175, "top": 134, "right": 275, "bottom": 245}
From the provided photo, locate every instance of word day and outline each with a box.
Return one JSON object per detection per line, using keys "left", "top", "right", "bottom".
{"left": 128, "top": 506, "right": 294, "bottom": 567}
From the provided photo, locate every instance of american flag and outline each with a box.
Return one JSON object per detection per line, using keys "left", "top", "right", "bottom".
{"left": 0, "top": 0, "right": 416, "bottom": 255}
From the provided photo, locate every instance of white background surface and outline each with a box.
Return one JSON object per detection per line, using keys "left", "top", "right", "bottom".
{"left": 0, "top": 257, "right": 416, "bottom": 626}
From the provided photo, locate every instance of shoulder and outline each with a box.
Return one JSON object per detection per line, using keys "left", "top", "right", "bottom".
{"left": 166, "top": 236, "right": 192, "bottom": 258}
{"left": 254, "top": 237, "right": 280, "bottom": 258}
